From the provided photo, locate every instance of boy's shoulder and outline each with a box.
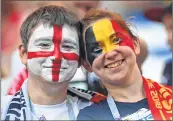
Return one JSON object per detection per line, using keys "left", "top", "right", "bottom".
{"left": 1, "top": 95, "right": 13, "bottom": 105}
{"left": 1, "top": 95, "right": 13, "bottom": 114}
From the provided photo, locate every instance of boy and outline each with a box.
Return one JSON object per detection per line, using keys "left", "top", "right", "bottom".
{"left": 1, "top": 6, "right": 105, "bottom": 120}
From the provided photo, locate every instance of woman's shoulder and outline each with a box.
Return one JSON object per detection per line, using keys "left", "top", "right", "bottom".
{"left": 77, "top": 99, "right": 114, "bottom": 120}
{"left": 83, "top": 99, "right": 107, "bottom": 111}
{"left": 77, "top": 99, "right": 108, "bottom": 118}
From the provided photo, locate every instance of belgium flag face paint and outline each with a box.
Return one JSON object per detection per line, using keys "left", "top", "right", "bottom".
{"left": 85, "top": 18, "right": 134, "bottom": 65}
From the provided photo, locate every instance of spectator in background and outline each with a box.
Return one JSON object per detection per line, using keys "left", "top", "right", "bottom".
{"left": 1, "top": 1, "right": 22, "bottom": 79}
{"left": 144, "top": 3, "right": 172, "bottom": 86}
{"left": 1, "top": 1, "right": 39, "bottom": 95}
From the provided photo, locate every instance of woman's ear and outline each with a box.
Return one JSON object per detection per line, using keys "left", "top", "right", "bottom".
{"left": 18, "top": 44, "right": 27, "bottom": 65}
{"left": 81, "top": 59, "right": 93, "bottom": 72}
{"left": 136, "top": 38, "right": 148, "bottom": 67}
{"left": 133, "top": 38, "right": 140, "bottom": 55}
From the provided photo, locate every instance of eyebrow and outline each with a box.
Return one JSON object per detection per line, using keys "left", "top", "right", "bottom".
{"left": 34, "top": 37, "right": 52, "bottom": 43}
{"left": 109, "top": 33, "right": 116, "bottom": 40}
{"left": 63, "top": 39, "right": 77, "bottom": 46}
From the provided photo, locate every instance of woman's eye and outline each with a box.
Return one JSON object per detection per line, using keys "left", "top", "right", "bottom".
{"left": 112, "top": 38, "right": 122, "bottom": 44}
{"left": 93, "top": 46, "right": 102, "bottom": 53}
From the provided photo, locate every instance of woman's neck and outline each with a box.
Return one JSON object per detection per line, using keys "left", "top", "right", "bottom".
{"left": 28, "top": 76, "right": 69, "bottom": 105}
{"left": 106, "top": 66, "right": 145, "bottom": 102}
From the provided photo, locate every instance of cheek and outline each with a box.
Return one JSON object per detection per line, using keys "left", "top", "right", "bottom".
{"left": 120, "top": 41, "right": 134, "bottom": 51}
{"left": 91, "top": 55, "right": 103, "bottom": 71}
{"left": 125, "top": 48, "right": 137, "bottom": 66}
{"left": 58, "top": 60, "right": 78, "bottom": 82}
{"left": 27, "top": 58, "right": 46, "bottom": 74}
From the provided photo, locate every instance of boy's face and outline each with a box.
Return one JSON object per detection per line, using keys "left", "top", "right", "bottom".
{"left": 26, "top": 23, "right": 79, "bottom": 83}
{"left": 84, "top": 18, "right": 139, "bottom": 84}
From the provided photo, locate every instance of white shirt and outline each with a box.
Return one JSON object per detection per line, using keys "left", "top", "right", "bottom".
{"left": 31, "top": 100, "right": 70, "bottom": 120}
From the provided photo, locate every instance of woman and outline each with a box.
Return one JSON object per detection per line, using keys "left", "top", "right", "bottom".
{"left": 77, "top": 9, "right": 172, "bottom": 120}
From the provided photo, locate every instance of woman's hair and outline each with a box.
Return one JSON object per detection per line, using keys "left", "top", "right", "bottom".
{"left": 80, "top": 9, "right": 138, "bottom": 60}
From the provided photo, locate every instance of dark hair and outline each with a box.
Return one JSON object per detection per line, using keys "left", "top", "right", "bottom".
{"left": 81, "top": 9, "right": 138, "bottom": 60}
{"left": 20, "top": 5, "right": 82, "bottom": 51}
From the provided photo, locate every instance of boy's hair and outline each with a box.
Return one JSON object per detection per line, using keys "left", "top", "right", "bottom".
{"left": 20, "top": 5, "right": 82, "bottom": 52}
{"left": 81, "top": 9, "right": 138, "bottom": 60}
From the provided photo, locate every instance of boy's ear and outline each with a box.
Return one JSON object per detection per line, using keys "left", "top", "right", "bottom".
{"left": 81, "top": 59, "right": 93, "bottom": 72}
{"left": 18, "top": 44, "right": 27, "bottom": 65}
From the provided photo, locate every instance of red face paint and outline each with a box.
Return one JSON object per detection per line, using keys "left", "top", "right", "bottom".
{"left": 27, "top": 24, "right": 79, "bottom": 82}
{"left": 110, "top": 20, "right": 135, "bottom": 51}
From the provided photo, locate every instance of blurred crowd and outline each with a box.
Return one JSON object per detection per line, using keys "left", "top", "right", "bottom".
{"left": 1, "top": 1, "right": 172, "bottom": 96}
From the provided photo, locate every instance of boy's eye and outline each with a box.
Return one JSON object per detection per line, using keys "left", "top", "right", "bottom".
{"left": 62, "top": 45, "right": 75, "bottom": 51}
{"left": 112, "top": 38, "right": 122, "bottom": 44}
{"left": 37, "top": 42, "right": 52, "bottom": 49}
{"left": 39, "top": 43, "right": 50, "bottom": 46}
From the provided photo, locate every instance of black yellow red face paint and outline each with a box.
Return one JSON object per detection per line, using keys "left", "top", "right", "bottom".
{"left": 85, "top": 18, "right": 134, "bottom": 65}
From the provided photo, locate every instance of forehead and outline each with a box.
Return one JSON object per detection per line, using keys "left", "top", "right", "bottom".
{"left": 62, "top": 24, "right": 79, "bottom": 43}
{"left": 30, "top": 23, "right": 53, "bottom": 41}
{"left": 29, "top": 23, "right": 79, "bottom": 43}
{"left": 85, "top": 18, "right": 128, "bottom": 40}
{"left": 92, "top": 18, "right": 115, "bottom": 35}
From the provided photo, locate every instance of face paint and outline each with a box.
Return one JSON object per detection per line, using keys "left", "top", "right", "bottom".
{"left": 85, "top": 18, "right": 134, "bottom": 65}
{"left": 27, "top": 23, "right": 79, "bottom": 83}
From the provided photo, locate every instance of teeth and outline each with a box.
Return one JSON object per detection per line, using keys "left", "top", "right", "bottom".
{"left": 107, "top": 60, "right": 123, "bottom": 68}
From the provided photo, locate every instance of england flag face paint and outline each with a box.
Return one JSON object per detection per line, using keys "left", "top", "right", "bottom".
{"left": 27, "top": 23, "right": 79, "bottom": 83}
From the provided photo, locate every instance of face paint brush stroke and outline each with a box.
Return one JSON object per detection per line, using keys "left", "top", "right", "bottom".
{"left": 27, "top": 23, "right": 79, "bottom": 83}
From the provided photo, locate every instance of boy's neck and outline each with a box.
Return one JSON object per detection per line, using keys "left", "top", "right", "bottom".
{"left": 106, "top": 66, "right": 145, "bottom": 103}
{"left": 28, "top": 77, "right": 69, "bottom": 105}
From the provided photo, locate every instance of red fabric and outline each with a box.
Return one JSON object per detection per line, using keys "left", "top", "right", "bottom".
{"left": 91, "top": 92, "right": 106, "bottom": 103}
{"left": 143, "top": 77, "right": 172, "bottom": 120}
{"left": 2, "top": 12, "right": 22, "bottom": 55}
{"left": 7, "top": 68, "right": 28, "bottom": 95}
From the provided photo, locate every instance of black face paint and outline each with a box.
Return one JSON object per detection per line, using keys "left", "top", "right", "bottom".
{"left": 85, "top": 26, "right": 102, "bottom": 65}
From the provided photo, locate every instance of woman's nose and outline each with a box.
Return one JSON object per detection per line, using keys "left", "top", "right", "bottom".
{"left": 105, "top": 50, "right": 118, "bottom": 60}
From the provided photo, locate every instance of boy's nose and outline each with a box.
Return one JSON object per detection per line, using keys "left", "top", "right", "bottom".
{"left": 53, "top": 47, "right": 62, "bottom": 60}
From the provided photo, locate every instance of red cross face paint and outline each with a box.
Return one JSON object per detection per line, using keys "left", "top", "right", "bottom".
{"left": 27, "top": 23, "right": 79, "bottom": 83}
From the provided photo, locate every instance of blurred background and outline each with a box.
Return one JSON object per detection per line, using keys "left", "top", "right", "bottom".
{"left": 1, "top": 1, "right": 172, "bottom": 96}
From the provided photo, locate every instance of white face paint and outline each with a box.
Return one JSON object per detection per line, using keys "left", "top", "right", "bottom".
{"left": 27, "top": 23, "right": 79, "bottom": 83}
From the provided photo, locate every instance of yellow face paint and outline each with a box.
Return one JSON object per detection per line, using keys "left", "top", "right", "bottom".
{"left": 93, "top": 18, "right": 119, "bottom": 53}
{"left": 84, "top": 18, "right": 134, "bottom": 65}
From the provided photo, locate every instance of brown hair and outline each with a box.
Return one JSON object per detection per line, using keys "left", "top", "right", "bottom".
{"left": 80, "top": 9, "right": 138, "bottom": 60}
{"left": 82, "top": 9, "right": 137, "bottom": 39}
